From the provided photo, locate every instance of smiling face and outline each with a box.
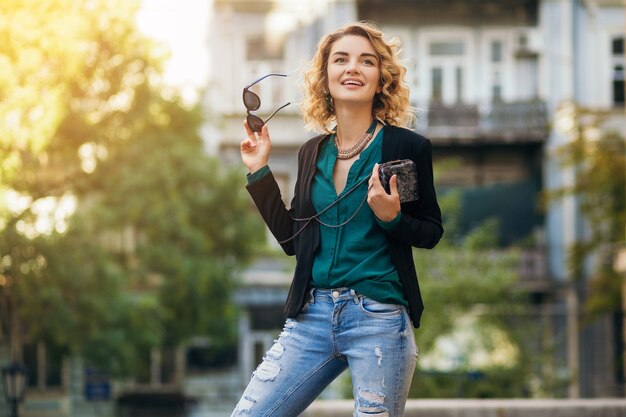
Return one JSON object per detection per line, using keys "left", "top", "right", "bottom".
{"left": 326, "top": 35, "right": 381, "bottom": 110}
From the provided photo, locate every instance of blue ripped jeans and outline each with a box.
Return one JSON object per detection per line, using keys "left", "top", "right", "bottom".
{"left": 231, "top": 288, "right": 418, "bottom": 417}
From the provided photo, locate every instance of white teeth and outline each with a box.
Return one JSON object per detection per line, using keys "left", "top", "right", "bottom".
{"left": 343, "top": 80, "right": 363, "bottom": 86}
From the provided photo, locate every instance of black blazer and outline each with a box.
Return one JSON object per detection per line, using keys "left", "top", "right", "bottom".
{"left": 246, "top": 125, "right": 443, "bottom": 328}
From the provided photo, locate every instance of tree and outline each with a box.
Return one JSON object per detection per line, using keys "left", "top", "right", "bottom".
{"left": 0, "top": 0, "right": 265, "bottom": 378}
{"left": 1, "top": 219, "right": 164, "bottom": 377}
{"left": 408, "top": 176, "right": 543, "bottom": 398}
{"left": 413, "top": 188, "right": 524, "bottom": 355}
{"left": 545, "top": 102, "right": 626, "bottom": 391}
{"left": 0, "top": 0, "right": 164, "bottom": 193}
{"left": 546, "top": 104, "right": 625, "bottom": 315}
{"left": 85, "top": 123, "right": 265, "bottom": 349}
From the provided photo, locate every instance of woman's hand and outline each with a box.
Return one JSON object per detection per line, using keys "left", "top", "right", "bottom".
{"left": 367, "top": 163, "right": 401, "bottom": 222}
{"left": 240, "top": 120, "right": 272, "bottom": 173}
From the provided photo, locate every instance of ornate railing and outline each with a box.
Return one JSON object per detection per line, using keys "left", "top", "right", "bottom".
{"left": 517, "top": 248, "right": 550, "bottom": 290}
{"left": 428, "top": 103, "right": 480, "bottom": 127}
{"left": 423, "top": 99, "right": 548, "bottom": 143}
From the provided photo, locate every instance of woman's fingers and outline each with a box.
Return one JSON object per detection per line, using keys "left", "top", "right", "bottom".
{"left": 243, "top": 120, "right": 258, "bottom": 140}
{"left": 240, "top": 120, "right": 272, "bottom": 174}
{"left": 370, "top": 164, "right": 398, "bottom": 197}
{"left": 369, "top": 163, "right": 380, "bottom": 189}
{"left": 243, "top": 120, "right": 272, "bottom": 146}
{"left": 389, "top": 174, "right": 399, "bottom": 197}
{"left": 240, "top": 137, "right": 256, "bottom": 153}
{"left": 242, "top": 121, "right": 261, "bottom": 153}
{"left": 260, "top": 125, "right": 271, "bottom": 145}
{"left": 367, "top": 165, "right": 401, "bottom": 222}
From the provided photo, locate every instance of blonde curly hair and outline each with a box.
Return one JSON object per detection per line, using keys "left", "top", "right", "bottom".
{"left": 301, "top": 21, "right": 415, "bottom": 133}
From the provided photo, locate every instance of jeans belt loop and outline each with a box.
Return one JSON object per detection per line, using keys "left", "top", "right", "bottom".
{"left": 350, "top": 289, "right": 359, "bottom": 304}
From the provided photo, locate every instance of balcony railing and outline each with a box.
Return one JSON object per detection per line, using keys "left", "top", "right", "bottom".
{"left": 428, "top": 103, "right": 480, "bottom": 128}
{"left": 422, "top": 99, "right": 548, "bottom": 144}
{"left": 518, "top": 248, "right": 550, "bottom": 291}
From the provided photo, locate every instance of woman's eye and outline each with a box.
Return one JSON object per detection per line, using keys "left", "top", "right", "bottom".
{"left": 363, "top": 59, "right": 375, "bottom": 66}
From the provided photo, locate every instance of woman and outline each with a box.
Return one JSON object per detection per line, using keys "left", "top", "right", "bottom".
{"left": 235, "top": 21, "right": 443, "bottom": 417}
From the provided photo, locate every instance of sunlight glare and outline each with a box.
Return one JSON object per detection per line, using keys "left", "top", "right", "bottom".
{"left": 14, "top": 194, "right": 79, "bottom": 238}
{"left": 79, "top": 142, "right": 98, "bottom": 173}
{"left": 6, "top": 190, "right": 32, "bottom": 215}
{"left": 79, "top": 142, "right": 108, "bottom": 173}
{"left": 136, "top": 0, "right": 212, "bottom": 105}
{"left": 419, "top": 314, "right": 519, "bottom": 371}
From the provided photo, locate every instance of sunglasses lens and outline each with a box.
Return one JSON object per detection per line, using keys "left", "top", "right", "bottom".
{"left": 243, "top": 91, "right": 260, "bottom": 111}
{"left": 247, "top": 115, "right": 264, "bottom": 132}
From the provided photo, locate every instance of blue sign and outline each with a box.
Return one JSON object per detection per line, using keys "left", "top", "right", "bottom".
{"left": 84, "top": 368, "right": 111, "bottom": 401}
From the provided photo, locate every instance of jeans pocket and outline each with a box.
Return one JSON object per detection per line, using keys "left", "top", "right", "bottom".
{"left": 359, "top": 296, "right": 402, "bottom": 316}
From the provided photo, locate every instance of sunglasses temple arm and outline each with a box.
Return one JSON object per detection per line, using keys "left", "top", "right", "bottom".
{"left": 263, "top": 102, "right": 291, "bottom": 126}
{"left": 246, "top": 73, "right": 288, "bottom": 89}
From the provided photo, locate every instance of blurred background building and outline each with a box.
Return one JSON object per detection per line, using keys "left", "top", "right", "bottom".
{"left": 205, "top": 0, "right": 625, "bottom": 399}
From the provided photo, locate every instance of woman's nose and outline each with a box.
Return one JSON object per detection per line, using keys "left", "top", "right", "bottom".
{"left": 346, "top": 59, "right": 359, "bottom": 73}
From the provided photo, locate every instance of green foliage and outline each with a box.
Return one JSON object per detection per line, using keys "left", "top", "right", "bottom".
{"left": 0, "top": 0, "right": 265, "bottom": 378}
{"left": 0, "top": 216, "right": 166, "bottom": 377}
{"left": 414, "top": 189, "right": 524, "bottom": 354}
{"left": 82, "top": 294, "right": 165, "bottom": 377}
{"left": 411, "top": 367, "right": 528, "bottom": 398}
{"left": 545, "top": 104, "right": 626, "bottom": 315}
{"left": 408, "top": 184, "right": 537, "bottom": 397}
{"left": 84, "top": 126, "right": 264, "bottom": 348}
{"left": 1, "top": 0, "right": 162, "bottom": 195}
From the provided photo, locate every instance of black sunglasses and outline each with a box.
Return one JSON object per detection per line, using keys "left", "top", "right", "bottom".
{"left": 243, "top": 73, "right": 291, "bottom": 132}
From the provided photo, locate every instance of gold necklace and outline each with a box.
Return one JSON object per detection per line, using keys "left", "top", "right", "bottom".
{"left": 334, "top": 120, "right": 377, "bottom": 160}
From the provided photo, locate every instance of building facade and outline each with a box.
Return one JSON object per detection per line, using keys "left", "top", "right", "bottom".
{"left": 205, "top": 0, "right": 625, "bottom": 397}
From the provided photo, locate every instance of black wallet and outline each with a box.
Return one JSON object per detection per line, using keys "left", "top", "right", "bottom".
{"left": 378, "top": 159, "right": 418, "bottom": 203}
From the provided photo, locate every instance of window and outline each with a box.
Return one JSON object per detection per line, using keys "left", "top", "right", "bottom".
{"left": 492, "top": 85, "right": 502, "bottom": 102}
{"left": 613, "top": 36, "right": 625, "bottom": 107}
{"left": 491, "top": 41, "right": 502, "bottom": 63}
{"left": 514, "top": 35, "right": 539, "bottom": 99}
{"left": 429, "top": 41, "right": 464, "bottom": 56}
{"left": 492, "top": 71, "right": 502, "bottom": 101}
{"left": 432, "top": 67, "right": 443, "bottom": 101}
{"left": 614, "top": 64, "right": 624, "bottom": 106}
{"left": 426, "top": 37, "right": 468, "bottom": 104}
{"left": 455, "top": 66, "right": 463, "bottom": 102}
{"left": 518, "top": 34, "right": 528, "bottom": 49}
{"left": 613, "top": 37, "right": 624, "bottom": 55}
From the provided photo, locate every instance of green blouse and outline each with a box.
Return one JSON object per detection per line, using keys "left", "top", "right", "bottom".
{"left": 309, "top": 128, "right": 407, "bottom": 306}
{"left": 246, "top": 127, "right": 407, "bottom": 307}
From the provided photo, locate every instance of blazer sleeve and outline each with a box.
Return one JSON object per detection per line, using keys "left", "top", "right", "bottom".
{"left": 246, "top": 169, "right": 297, "bottom": 256}
{"left": 386, "top": 137, "right": 443, "bottom": 249}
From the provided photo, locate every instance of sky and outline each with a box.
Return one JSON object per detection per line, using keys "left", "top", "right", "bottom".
{"left": 135, "top": 0, "right": 212, "bottom": 104}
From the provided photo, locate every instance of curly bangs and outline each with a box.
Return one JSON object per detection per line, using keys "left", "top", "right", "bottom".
{"left": 301, "top": 21, "right": 415, "bottom": 133}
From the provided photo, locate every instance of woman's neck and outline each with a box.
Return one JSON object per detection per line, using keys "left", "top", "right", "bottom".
{"left": 334, "top": 104, "right": 375, "bottom": 148}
